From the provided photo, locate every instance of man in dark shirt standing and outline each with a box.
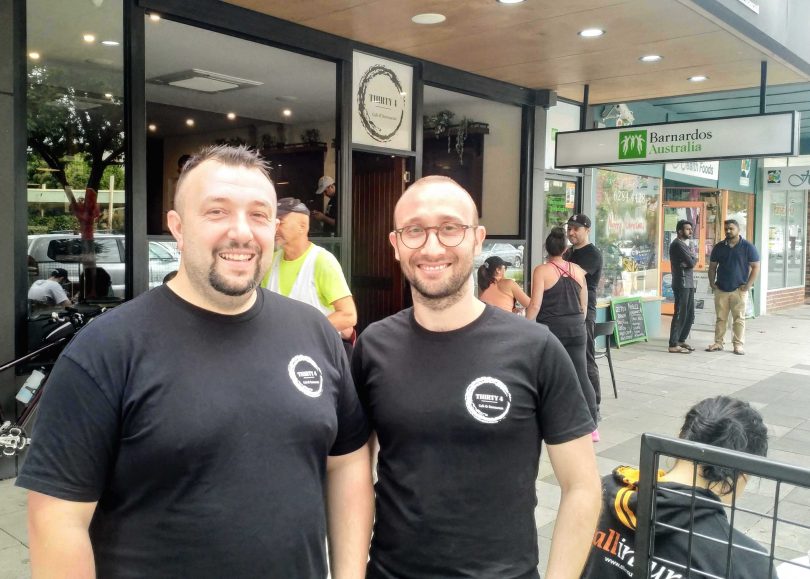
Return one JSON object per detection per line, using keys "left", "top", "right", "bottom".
{"left": 312, "top": 175, "right": 337, "bottom": 234}
{"left": 564, "top": 214, "right": 603, "bottom": 419}
{"left": 354, "top": 176, "right": 601, "bottom": 578}
{"left": 706, "top": 219, "right": 760, "bottom": 356}
{"left": 668, "top": 219, "right": 697, "bottom": 353}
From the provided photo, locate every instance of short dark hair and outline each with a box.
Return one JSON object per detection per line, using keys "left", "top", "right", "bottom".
{"left": 177, "top": 154, "right": 191, "bottom": 170}
{"left": 678, "top": 396, "right": 768, "bottom": 494}
{"left": 545, "top": 226, "right": 567, "bottom": 257}
{"left": 676, "top": 219, "right": 693, "bottom": 234}
{"left": 175, "top": 145, "right": 273, "bottom": 208}
{"left": 724, "top": 219, "right": 739, "bottom": 228}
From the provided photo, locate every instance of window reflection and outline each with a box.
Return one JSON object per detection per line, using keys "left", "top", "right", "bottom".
{"left": 594, "top": 170, "right": 661, "bottom": 300}
{"left": 26, "top": 0, "right": 125, "bottom": 307}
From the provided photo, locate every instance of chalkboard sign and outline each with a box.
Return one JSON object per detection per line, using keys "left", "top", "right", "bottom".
{"left": 610, "top": 297, "right": 648, "bottom": 347}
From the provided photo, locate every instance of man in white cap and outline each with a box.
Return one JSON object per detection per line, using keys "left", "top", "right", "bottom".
{"left": 312, "top": 176, "right": 337, "bottom": 234}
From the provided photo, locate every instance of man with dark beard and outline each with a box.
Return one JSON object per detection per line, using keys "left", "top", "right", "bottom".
{"left": 352, "top": 175, "right": 601, "bottom": 579}
{"left": 18, "top": 145, "right": 373, "bottom": 579}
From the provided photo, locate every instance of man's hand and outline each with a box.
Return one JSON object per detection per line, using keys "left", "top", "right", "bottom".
{"left": 312, "top": 210, "right": 325, "bottom": 222}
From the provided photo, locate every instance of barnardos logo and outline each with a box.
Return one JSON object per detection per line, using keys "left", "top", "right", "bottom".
{"left": 618, "top": 130, "right": 647, "bottom": 159}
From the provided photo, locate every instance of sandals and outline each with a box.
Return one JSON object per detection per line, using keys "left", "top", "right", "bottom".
{"left": 668, "top": 346, "right": 692, "bottom": 354}
{"left": 705, "top": 343, "right": 723, "bottom": 352}
{"left": 678, "top": 342, "right": 695, "bottom": 351}
{"left": 733, "top": 346, "right": 745, "bottom": 355}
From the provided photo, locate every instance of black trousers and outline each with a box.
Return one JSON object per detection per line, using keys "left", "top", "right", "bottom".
{"left": 669, "top": 287, "right": 696, "bottom": 347}
{"left": 557, "top": 332, "right": 598, "bottom": 425}
{"left": 585, "top": 318, "right": 601, "bottom": 409}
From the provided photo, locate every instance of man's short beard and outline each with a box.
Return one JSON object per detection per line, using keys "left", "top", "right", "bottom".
{"left": 208, "top": 268, "right": 260, "bottom": 296}
{"left": 407, "top": 262, "right": 472, "bottom": 311}
{"left": 207, "top": 243, "right": 263, "bottom": 297}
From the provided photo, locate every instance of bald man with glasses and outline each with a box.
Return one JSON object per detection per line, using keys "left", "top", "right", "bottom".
{"left": 352, "top": 175, "right": 601, "bottom": 579}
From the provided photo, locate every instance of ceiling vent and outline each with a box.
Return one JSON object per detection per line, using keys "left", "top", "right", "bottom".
{"left": 147, "top": 69, "right": 263, "bottom": 93}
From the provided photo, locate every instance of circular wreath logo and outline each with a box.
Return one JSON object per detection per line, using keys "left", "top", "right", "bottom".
{"left": 357, "top": 65, "right": 406, "bottom": 143}
{"left": 464, "top": 377, "right": 512, "bottom": 424}
{"left": 287, "top": 355, "right": 323, "bottom": 398}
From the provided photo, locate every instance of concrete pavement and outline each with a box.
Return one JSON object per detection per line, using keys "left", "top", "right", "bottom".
{"left": 0, "top": 304, "right": 808, "bottom": 577}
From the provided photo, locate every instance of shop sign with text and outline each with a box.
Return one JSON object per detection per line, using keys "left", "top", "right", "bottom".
{"left": 665, "top": 161, "right": 719, "bottom": 183}
{"left": 555, "top": 112, "right": 799, "bottom": 168}
{"left": 352, "top": 51, "right": 413, "bottom": 151}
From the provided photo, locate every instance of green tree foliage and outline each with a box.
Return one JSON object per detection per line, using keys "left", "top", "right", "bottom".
{"left": 27, "top": 64, "right": 125, "bottom": 192}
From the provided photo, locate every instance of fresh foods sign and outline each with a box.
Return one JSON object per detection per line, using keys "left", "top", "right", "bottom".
{"left": 555, "top": 112, "right": 799, "bottom": 168}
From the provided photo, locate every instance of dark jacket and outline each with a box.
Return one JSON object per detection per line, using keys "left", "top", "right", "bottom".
{"left": 581, "top": 466, "right": 776, "bottom": 579}
{"left": 669, "top": 237, "right": 697, "bottom": 289}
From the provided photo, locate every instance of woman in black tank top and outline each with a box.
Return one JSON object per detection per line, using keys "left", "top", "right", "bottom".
{"left": 527, "top": 228, "right": 599, "bottom": 431}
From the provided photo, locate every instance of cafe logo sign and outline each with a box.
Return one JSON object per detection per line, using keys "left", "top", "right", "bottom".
{"left": 357, "top": 65, "right": 406, "bottom": 143}
{"left": 619, "top": 128, "right": 713, "bottom": 160}
{"left": 352, "top": 51, "right": 413, "bottom": 151}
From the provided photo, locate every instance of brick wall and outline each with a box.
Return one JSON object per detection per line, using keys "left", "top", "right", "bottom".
{"left": 767, "top": 287, "right": 806, "bottom": 311}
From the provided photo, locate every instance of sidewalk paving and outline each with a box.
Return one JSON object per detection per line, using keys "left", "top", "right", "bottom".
{"left": 0, "top": 305, "right": 808, "bottom": 577}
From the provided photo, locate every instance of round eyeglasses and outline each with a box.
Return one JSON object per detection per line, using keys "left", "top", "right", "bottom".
{"left": 392, "top": 222, "right": 476, "bottom": 249}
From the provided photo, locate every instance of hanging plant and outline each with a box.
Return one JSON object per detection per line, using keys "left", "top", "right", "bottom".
{"left": 424, "top": 111, "right": 485, "bottom": 166}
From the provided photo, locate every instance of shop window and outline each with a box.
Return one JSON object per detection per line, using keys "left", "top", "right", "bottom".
{"left": 26, "top": 0, "right": 126, "bottom": 304}
{"left": 423, "top": 86, "right": 522, "bottom": 236}
{"left": 545, "top": 180, "right": 576, "bottom": 231}
{"left": 769, "top": 191, "right": 807, "bottom": 289}
{"left": 145, "top": 18, "right": 337, "bottom": 236}
{"left": 594, "top": 170, "right": 662, "bottom": 300}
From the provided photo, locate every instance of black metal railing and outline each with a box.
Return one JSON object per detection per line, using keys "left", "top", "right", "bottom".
{"left": 634, "top": 433, "right": 810, "bottom": 578}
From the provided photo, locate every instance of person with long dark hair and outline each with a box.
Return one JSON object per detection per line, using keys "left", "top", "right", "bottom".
{"left": 477, "top": 256, "right": 530, "bottom": 313}
{"left": 527, "top": 227, "right": 598, "bottom": 439}
{"left": 582, "top": 396, "right": 773, "bottom": 579}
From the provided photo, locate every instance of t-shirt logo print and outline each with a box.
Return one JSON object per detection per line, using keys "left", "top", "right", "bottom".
{"left": 464, "top": 377, "right": 512, "bottom": 424}
{"left": 287, "top": 355, "right": 324, "bottom": 398}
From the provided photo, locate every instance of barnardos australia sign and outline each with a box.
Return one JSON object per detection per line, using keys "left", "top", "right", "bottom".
{"left": 555, "top": 112, "right": 799, "bottom": 168}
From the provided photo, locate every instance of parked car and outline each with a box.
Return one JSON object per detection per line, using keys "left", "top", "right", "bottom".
{"left": 475, "top": 242, "right": 524, "bottom": 269}
{"left": 27, "top": 234, "right": 180, "bottom": 298}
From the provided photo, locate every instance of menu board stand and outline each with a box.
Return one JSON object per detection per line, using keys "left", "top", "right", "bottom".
{"left": 610, "top": 297, "right": 648, "bottom": 347}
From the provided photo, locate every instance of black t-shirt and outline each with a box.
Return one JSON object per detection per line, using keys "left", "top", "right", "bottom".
{"left": 17, "top": 286, "right": 369, "bottom": 579}
{"left": 352, "top": 305, "right": 595, "bottom": 579}
{"left": 564, "top": 244, "right": 603, "bottom": 320}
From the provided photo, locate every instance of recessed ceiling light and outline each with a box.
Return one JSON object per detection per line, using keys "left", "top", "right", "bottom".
{"left": 104, "top": 93, "right": 113, "bottom": 98}
{"left": 101, "top": 40, "right": 120, "bottom": 46}
{"left": 282, "top": 109, "right": 292, "bottom": 117}
{"left": 185, "top": 118, "right": 195, "bottom": 126}
{"left": 412, "top": 13, "right": 446, "bottom": 24}
{"left": 578, "top": 28, "right": 604, "bottom": 38}
{"left": 149, "top": 13, "right": 161, "bottom": 22}
{"left": 497, "top": 0, "right": 525, "bottom": 3}
{"left": 227, "top": 112, "right": 236, "bottom": 120}
{"left": 688, "top": 75, "right": 708, "bottom": 82}
{"left": 640, "top": 54, "right": 662, "bottom": 62}
{"left": 148, "top": 124, "right": 157, "bottom": 132}
{"left": 83, "top": 34, "right": 96, "bottom": 43}
{"left": 28, "top": 52, "right": 40, "bottom": 60}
